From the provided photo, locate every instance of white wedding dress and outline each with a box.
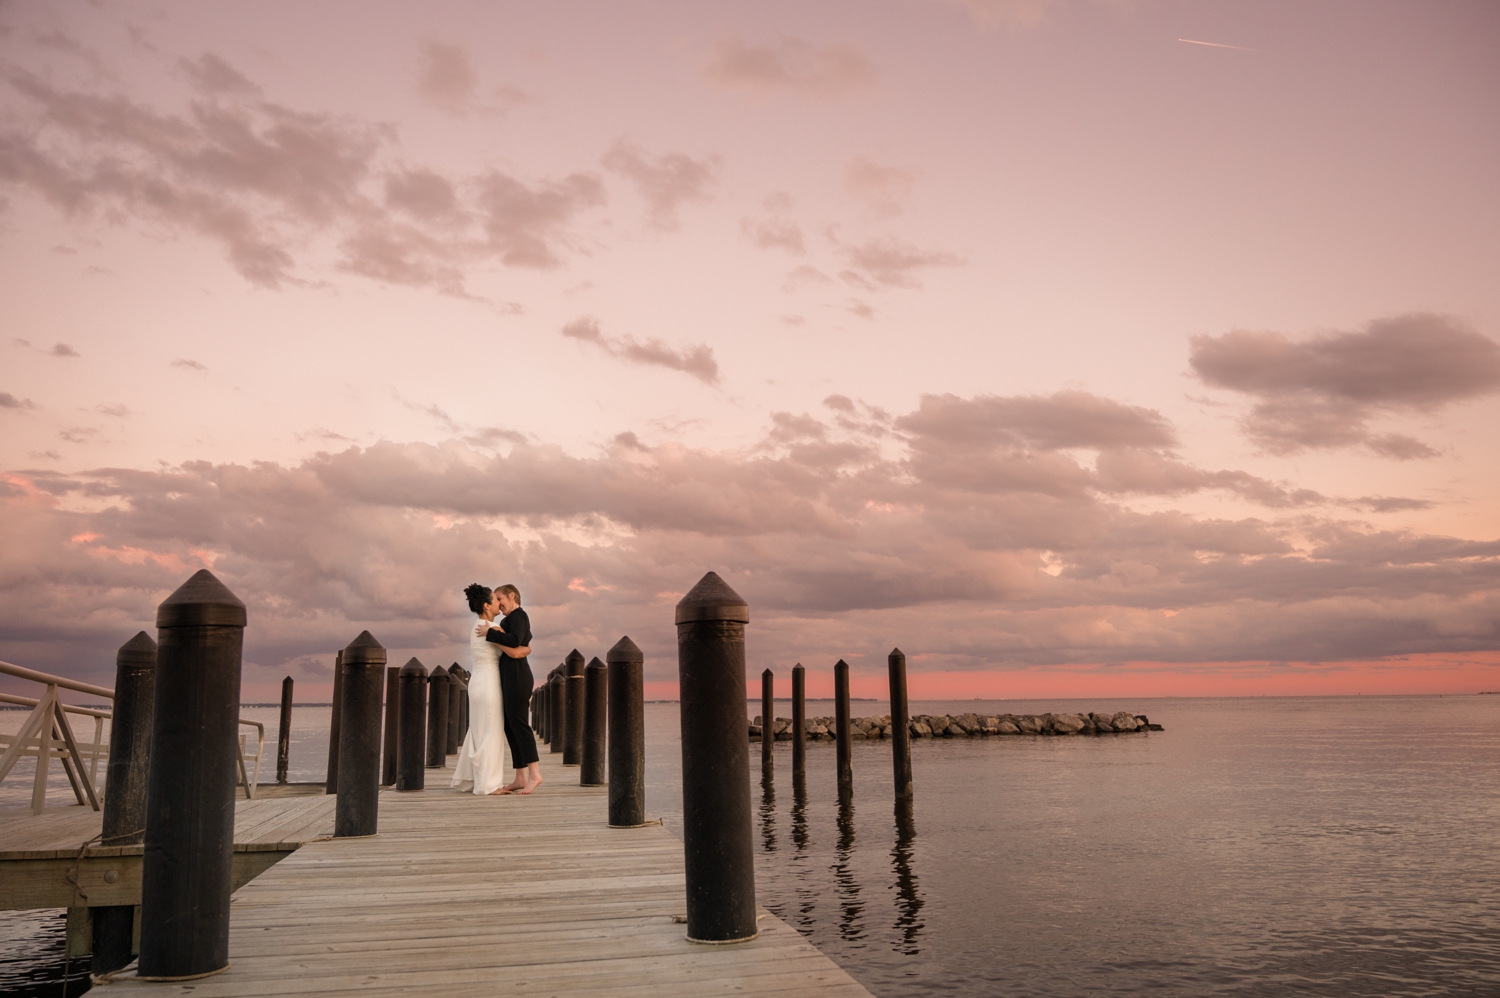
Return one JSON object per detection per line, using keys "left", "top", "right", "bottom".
{"left": 451, "top": 616, "right": 511, "bottom": 795}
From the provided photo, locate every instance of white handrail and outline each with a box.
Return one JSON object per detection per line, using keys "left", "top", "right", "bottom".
{"left": 0, "top": 690, "right": 111, "bottom": 719}
{"left": 0, "top": 660, "right": 113, "bottom": 699}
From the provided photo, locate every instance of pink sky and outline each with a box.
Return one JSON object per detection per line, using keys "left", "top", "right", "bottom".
{"left": 1, "top": 1, "right": 1497, "bottom": 701}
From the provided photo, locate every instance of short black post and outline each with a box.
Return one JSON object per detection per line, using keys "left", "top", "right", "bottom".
{"left": 607, "top": 637, "right": 645, "bottom": 826}
{"left": 792, "top": 662, "right": 806, "bottom": 778}
{"left": 455, "top": 666, "right": 470, "bottom": 743}
{"left": 676, "top": 571, "right": 757, "bottom": 943}
{"left": 549, "top": 670, "right": 565, "bottom": 755}
{"left": 889, "top": 648, "right": 913, "bottom": 799}
{"left": 335, "top": 632, "right": 385, "bottom": 838}
{"left": 835, "top": 658, "right": 853, "bottom": 791}
{"left": 564, "top": 649, "right": 585, "bottom": 766}
{"left": 446, "top": 664, "right": 462, "bottom": 755}
{"left": 138, "top": 570, "right": 245, "bottom": 981}
{"left": 426, "top": 665, "right": 449, "bottom": 768}
{"left": 92, "top": 631, "right": 156, "bottom": 974}
{"left": 324, "top": 649, "right": 343, "bottom": 794}
{"left": 581, "top": 656, "right": 608, "bottom": 786}
{"left": 381, "top": 665, "right": 399, "bottom": 787}
{"left": 396, "top": 658, "right": 427, "bottom": 791}
{"left": 761, "top": 668, "right": 774, "bottom": 770}
{"left": 276, "top": 676, "right": 292, "bottom": 784}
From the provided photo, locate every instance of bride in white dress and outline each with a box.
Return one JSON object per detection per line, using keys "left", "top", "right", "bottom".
{"left": 452, "top": 585, "right": 520, "bottom": 795}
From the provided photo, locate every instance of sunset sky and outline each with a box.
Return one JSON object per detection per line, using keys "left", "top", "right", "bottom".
{"left": 2, "top": 1, "right": 1497, "bottom": 701}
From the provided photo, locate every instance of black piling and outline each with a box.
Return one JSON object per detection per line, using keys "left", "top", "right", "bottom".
{"left": 396, "top": 658, "right": 427, "bottom": 791}
{"left": 564, "top": 650, "right": 586, "bottom": 767}
{"left": 276, "top": 676, "right": 292, "bottom": 784}
{"left": 549, "top": 670, "right": 565, "bottom": 755}
{"left": 792, "top": 662, "right": 806, "bottom": 778}
{"left": 676, "top": 571, "right": 757, "bottom": 943}
{"left": 455, "top": 666, "right": 470, "bottom": 743}
{"left": 761, "top": 668, "right": 774, "bottom": 770}
{"left": 138, "top": 570, "right": 245, "bottom": 981}
{"left": 446, "top": 664, "right": 462, "bottom": 755}
{"left": 889, "top": 647, "right": 913, "bottom": 799}
{"left": 92, "top": 631, "right": 156, "bottom": 974}
{"left": 381, "top": 665, "right": 399, "bottom": 787}
{"left": 426, "top": 665, "right": 449, "bottom": 768}
{"left": 324, "top": 649, "right": 343, "bottom": 794}
{"left": 335, "top": 632, "right": 385, "bottom": 838}
{"left": 607, "top": 636, "right": 646, "bottom": 827}
{"left": 581, "top": 656, "right": 608, "bottom": 786}
{"left": 834, "top": 658, "right": 852, "bottom": 791}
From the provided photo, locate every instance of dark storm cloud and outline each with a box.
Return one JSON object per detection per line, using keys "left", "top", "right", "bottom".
{"left": 1189, "top": 313, "right": 1500, "bottom": 458}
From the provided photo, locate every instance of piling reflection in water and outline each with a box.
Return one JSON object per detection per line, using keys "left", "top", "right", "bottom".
{"left": 790, "top": 771, "right": 817, "bottom": 930}
{"left": 891, "top": 795, "right": 924, "bottom": 955}
{"left": 759, "top": 765, "right": 777, "bottom": 853}
{"left": 832, "top": 786, "right": 864, "bottom": 941}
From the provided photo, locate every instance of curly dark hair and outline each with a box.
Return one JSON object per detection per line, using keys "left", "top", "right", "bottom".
{"left": 464, "top": 583, "right": 492, "bottom": 615}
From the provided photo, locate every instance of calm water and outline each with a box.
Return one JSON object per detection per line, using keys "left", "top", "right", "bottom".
{"left": 3, "top": 696, "right": 1498, "bottom": 996}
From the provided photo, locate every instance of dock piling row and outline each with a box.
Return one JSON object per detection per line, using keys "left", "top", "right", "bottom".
{"left": 581, "top": 656, "right": 607, "bottom": 786}
{"left": 334, "top": 632, "right": 385, "bottom": 838}
{"left": 396, "top": 658, "right": 427, "bottom": 791}
{"left": 607, "top": 636, "right": 645, "bottom": 827}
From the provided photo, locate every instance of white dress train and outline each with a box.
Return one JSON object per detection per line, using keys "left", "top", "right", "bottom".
{"left": 451, "top": 616, "right": 511, "bottom": 795}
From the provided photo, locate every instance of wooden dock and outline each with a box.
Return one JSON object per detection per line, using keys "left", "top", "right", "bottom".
{"left": 72, "top": 753, "right": 873, "bottom": 996}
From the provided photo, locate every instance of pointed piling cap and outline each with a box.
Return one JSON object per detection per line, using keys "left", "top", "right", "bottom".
{"left": 607, "top": 635, "right": 643, "bottom": 665}
{"left": 889, "top": 647, "right": 905, "bottom": 663}
{"left": 586, "top": 655, "right": 605, "bottom": 671}
{"left": 763, "top": 668, "right": 773, "bottom": 679}
{"left": 342, "top": 630, "right": 387, "bottom": 666}
{"left": 430, "top": 664, "right": 448, "bottom": 680}
{"left": 156, "top": 569, "right": 246, "bottom": 628}
{"left": 835, "top": 658, "right": 850, "bottom": 670}
{"left": 117, "top": 631, "right": 157, "bottom": 669}
{"left": 399, "top": 656, "right": 428, "bottom": 678}
{"left": 792, "top": 661, "right": 804, "bottom": 672}
{"left": 675, "top": 571, "right": 749, "bottom": 625}
{"left": 565, "top": 649, "right": 586, "bottom": 676}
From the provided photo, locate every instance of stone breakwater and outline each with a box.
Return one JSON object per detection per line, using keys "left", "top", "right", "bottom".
{"left": 749, "top": 711, "right": 1163, "bottom": 740}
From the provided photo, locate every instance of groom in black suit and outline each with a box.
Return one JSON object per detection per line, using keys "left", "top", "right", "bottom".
{"left": 478, "top": 584, "right": 542, "bottom": 794}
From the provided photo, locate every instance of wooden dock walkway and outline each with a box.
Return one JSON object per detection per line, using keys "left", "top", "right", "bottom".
{"left": 102, "top": 753, "right": 874, "bottom": 997}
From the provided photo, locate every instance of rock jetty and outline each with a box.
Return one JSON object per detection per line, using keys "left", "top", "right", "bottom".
{"left": 749, "top": 711, "right": 1163, "bottom": 740}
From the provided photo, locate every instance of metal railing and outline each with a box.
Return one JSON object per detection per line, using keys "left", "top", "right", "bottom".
{"left": 0, "top": 659, "right": 265, "bottom": 814}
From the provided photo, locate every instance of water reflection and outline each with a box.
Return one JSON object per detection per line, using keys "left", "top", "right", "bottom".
{"left": 790, "top": 771, "right": 817, "bottom": 930}
{"left": 759, "top": 765, "right": 777, "bottom": 853}
{"left": 890, "top": 795, "right": 924, "bottom": 955}
{"left": 833, "top": 784, "right": 864, "bottom": 941}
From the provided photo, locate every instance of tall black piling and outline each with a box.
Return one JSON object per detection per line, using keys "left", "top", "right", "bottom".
{"left": 455, "top": 666, "right": 470, "bottom": 743}
{"left": 761, "top": 668, "right": 774, "bottom": 770}
{"left": 92, "top": 631, "right": 156, "bottom": 974}
{"left": 381, "top": 665, "right": 399, "bottom": 787}
{"left": 791, "top": 662, "right": 806, "bottom": 778}
{"left": 396, "top": 658, "right": 427, "bottom": 791}
{"left": 549, "top": 670, "right": 565, "bottom": 755}
{"left": 835, "top": 658, "right": 853, "bottom": 791}
{"left": 581, "top": 656, "right": 608, "bottom": 786}
{"left": 607, "top": 636, "right": 646, "bottom": 827}
{"left": 889, "top": 647, "right": 913, "bottom": 799}
{"left": 676, "top": 571, "right": 757, "bottom": 943}
{"left": 325, "top": 649, "right": 343, "bottom": 794}
{"left": 276, "top": 676, "right": 292, "bottom": 784}
{"left": 426, "top": 665, "right": 449, "bottom": 768}
{"left": 564, "top": 650, "right": 585, "bottom": 767}
{"left": 138, "top": 570, "right": 245, "bottom": 981}
{"left": 446, "top": 664, "right": 463, "bottom": 755}
{"left": 335, "top": 632, "right": 385, "bottom": 838}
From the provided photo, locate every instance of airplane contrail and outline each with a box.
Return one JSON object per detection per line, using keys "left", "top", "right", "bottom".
{"left": 1177, "top": 37, "right": 1257, "bottom": 52}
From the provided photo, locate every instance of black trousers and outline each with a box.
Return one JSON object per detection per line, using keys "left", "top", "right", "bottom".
{"left": 499, "top": 660, "right": 539, "bottom": 766}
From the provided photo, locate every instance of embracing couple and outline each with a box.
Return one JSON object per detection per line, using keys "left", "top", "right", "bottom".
{"left": 452, "top": 583, "right": 543, "bottom": 796}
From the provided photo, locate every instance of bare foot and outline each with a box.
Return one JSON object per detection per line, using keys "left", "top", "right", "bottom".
{"left": 499, "top": 780, "right": 527, "bottom": 793}
{"left": 515, "top": 776, "right": 543, "bottom": 795}
{"left": 488, "top": 787, "right": 514, "bottom": 795}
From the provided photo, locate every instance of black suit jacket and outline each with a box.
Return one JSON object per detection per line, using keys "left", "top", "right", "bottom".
{"left": 485, "top": 607, "right": 531, "bottom": 669}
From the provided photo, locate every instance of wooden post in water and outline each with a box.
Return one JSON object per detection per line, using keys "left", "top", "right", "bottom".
{"left": 335, "top": 632, "right": 385, "bottom": 838}
{"left": 426, "top": 666, "right": 449, "bottom": 768}
{"left": 564, "top": 650, "right": 585, "bottom": 767}
{"left": 381, "top": 666, "right": 399, "bottom": 787}
{"left": 761, "top": 668, "right": 775, "bottom": 771}
{"left": 607, "top": 636, "right": 646, "bottom": 827}
{"left": 396, "top": 658, "right": 427, "bottom": 791}
{"left": 834, "top": 658, "right": 852, "bottom": 792}
{"left": 581, "top": 656, "right": 607, "bottom": 786}
{"left": 276, "top": 676, "right": 293, "bottom": 784}
{"left": 92, "top": 631, "right": 156, "bottom": 974}
{"left": 676, "top": 571, "right": 757, "bottom": 943}
{"left": 889, "top": 648, "right": 913, "bottom": 799}
{"left": 791, "top": 663, "right": 806, "bottom": 778}
{"left": 325, "top": 649, "right": 344, "bottom": 794}
{"left": 138, "top": 570, "right": 245, "bottom": 981}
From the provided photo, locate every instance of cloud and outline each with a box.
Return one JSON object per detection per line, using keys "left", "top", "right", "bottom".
{"left": 929, "top": 0, "right": 1062, "bottom": 28}
{"left": 50, "top": 343, "right": 80, "bottom": 357}
{"left": 95, "top": 403, "right": 132, "bottom": 417}
{"left": 601, "top": 139, "right": 720, "bottom": 232}
{"left": 0, "top": 392, "right": 36, "bottom": 409}
{"left": 703, "top": 35, "right": 877, "bottom": 99}
{"left": 845, "top": 157, "right": 916, "bottom": 216}
{"left": 1190, "top": 313, "right": 1500, "bottom": 458}
{"left": 839, "top": 237, "right": 965, "bottom": 289}
{"left": 740, "top": 191, "right": 804, "bottom": 254}
{"left": 179, "top": 53, "right": 261, "bottom": 96}
{"left": 415, "top": 42, "right": 477, "bottom": 115}
{"left": 171, "top": 358, "right": 208, "bottom": 372}
{"left": 561, "top": 317, "right": 720, "bottom": 386}
{"left": 783, "top": 264, "right": 833, "bottom": 292}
